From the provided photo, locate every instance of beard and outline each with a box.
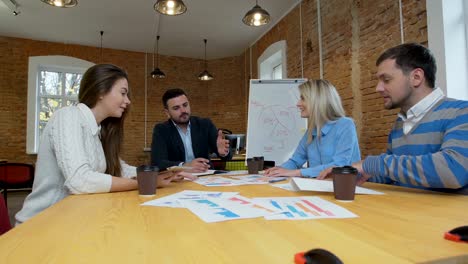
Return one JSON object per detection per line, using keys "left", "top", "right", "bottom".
{"left": 172, "top": 113, "right": 190, "bottom": 125}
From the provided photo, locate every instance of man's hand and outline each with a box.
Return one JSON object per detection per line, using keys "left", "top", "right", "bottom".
{"left": 264, "top": 167, "right": 300, "bottom": 177}
{"left": 216, "top": 130, "right": 230, "bottom": 157}
{"left": 185, "top": 158, "right": 210, "bottom": 172}
{"left": 317, "top": 161, "right": 371, "bottom": 185}
{"left": 353, "top": 160, "right": 372, "bottom": 185}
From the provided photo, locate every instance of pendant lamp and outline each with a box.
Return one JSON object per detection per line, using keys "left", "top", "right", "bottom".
{"left": 154, "top": 0, "right": 187, "bottom": 16}
{"left": 100, "top": 31, "right": 103, "bottom": 63}
{"left": 41, "top": 0, "right": 77, "bottom": 8}
{"left": 198, "top": 39, "right": 213, "bottom": 81}
{"left": 242, "top": 0, "right": 270, "bottom": 27}
{"left": 151, "top": 35, "right": 166, "bottom": 79}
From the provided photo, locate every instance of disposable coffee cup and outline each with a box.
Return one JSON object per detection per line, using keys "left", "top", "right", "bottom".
{"left": 253, "top": 156, "right": 264, "bottom": 171}
{"left": 247, "top": 158, "right": 259, "bottom": 174}
{"left": 332, "top": 166, "right": 358, "bottom": 202}
{"left": 136, "top": 165, "right": 159, "bottom": 197}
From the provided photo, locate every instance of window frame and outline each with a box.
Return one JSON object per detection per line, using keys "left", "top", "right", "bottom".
{"left": 258, "top": 40, "right": 287, "bottom": 80}
{"left": 27, "top": 56, "right": 94, "bottom": 154}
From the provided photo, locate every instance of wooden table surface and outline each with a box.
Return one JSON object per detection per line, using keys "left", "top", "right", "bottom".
{"left": 0, "top": 179, "right": 467, "bottom": 263}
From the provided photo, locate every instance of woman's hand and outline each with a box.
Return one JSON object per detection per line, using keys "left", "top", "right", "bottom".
{"left": 156, "top": 171, "right": 175, "bottom": 187}
{"left": 172, "top": 171, "right": 198, "bottom": 182}
{"left": 263, "top": 167, "right": 301, "bottom": 177}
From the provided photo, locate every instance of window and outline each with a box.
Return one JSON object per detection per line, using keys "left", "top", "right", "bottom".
{"left": 27, "top": 56, "right": 94, "bottom": 154}
{"left": 37, "top": 67, "right": 83, "bottom": 137}
{"left": 258, "top": 40, "right": 287, "bottom": 80}
{"left": 272, "top": 63, "right": 283, "bottom": 79}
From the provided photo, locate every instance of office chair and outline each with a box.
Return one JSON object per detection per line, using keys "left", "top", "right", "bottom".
{"left": 0, "top": 163, "right": 34, "bottom": 207}
{"left": 218, "top": 128, "right": 232, "bottom": 135}
{"left": 0, "top": 195, "right": 11, "bottom": 235}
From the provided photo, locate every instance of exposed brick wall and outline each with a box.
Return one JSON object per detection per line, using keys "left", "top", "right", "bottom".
{"left": 250, "top": 0, "right": 427, "bottom": 157}
{"left": 0, "top": 36, "right": 245, "bottom": 166}
{"left": 0, "top": 0, "right": 427, "bottom": 168}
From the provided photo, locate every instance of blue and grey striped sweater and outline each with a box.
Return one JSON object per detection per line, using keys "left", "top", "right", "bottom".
{"left": 363, "top": 98, "right": 468, "bottom": 194}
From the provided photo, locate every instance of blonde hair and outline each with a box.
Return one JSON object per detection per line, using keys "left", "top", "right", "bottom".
{"left": 299, "top": 79, "right": 346, "bottom": 143}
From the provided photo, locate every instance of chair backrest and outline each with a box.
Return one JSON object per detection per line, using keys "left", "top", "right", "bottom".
{"left": 0, "top": 195, "right": 11, "bottom": 235}
{"left": 0, "top": 163, "right": 35, "bottom": 188}
{"left": 218, "top": 128, "right": 232, "bottom": 135}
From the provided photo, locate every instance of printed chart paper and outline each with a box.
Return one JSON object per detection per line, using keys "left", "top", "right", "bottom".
{"left": 142, "top": 191, "right": 359, "bottom": 222}
{"left": 252, "top": 196, "right": 358, "bottom": 220}
{"left": 179, "top": 195, "right": 280, "bottom": 223}
{"left": 141, "top": 190, "right": 238, "bottom": 208}
{"left": 193, "top": 175, "right": 284, "bottom": 187}
{"left": 270, "top": 182, "right": 297, "bottom": 191}
{"left": 291, "top": 178, "right": 384, "bottom": 195}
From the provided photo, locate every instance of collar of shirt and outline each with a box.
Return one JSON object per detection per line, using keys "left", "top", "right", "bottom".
{"left": 398, "top": 87, "right": 445, "bottom": 122}
{"left": 172, "top": 120, "right": 191, "bottom": 134}
{"left": 311, "top": 120, "right": 336, "bottom": 137}
{"left": 77, "top": 103, "right": 101, "bottom": 137}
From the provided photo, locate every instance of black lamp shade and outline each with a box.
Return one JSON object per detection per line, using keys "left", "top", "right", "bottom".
{"left": 41, "top": 0, "right": 77, "bottom": 7}
{"left": 151, "top": 68, "right": 166, "bottom": 79}
{"left": 154, "top": 0, "right": 187, "bottom": 16}
{"left": 198, "top": 70, "right": 213, "bottom": 81}
{"left": 243, "top": 4, "right": 270, "bottom": 26}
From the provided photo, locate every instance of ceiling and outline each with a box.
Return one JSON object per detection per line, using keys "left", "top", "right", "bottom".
{"left": 0, "top": 0, "right": 301, "bottom": 59}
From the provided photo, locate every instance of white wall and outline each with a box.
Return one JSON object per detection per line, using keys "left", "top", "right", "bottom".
{"left": 427, "top": 0, "right": 468, "bottom": 99}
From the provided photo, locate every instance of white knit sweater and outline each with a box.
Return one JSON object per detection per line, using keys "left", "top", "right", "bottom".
{"left": 16, "top": 103, "right": 136, "bottom": 224}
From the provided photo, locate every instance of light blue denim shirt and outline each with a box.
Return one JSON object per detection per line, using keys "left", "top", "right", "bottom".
{"left": 172, "top": 121, "right": 195, "bottom": 162}
{"left": 281, "top": 117, "right": 361, "bottom": 177}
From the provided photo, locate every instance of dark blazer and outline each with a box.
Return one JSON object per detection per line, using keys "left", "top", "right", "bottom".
{"left": 151, "top": 116, "right": 230, "bottom": 170}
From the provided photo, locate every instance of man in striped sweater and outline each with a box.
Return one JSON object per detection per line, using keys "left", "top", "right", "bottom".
{"left": 320, "top": 43, "right": 468, "bottom": 194}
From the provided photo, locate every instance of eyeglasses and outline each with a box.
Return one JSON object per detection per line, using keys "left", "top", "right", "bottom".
{"left": 444, "top": 226, "right": 468, "bottom": 243}
{"left": 295, "top": 248, "right": 343, "bottom": 264}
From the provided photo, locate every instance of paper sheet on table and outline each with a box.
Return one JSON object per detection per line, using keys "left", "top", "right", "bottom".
{"left": 228, "top": 174, "right": 271, "bottom": 184}
{"left": 252, "top": 196, "right": 357, "bottom": 220}
{"left": 222, "top": 170, "right": 248, "bottom": 175}
{"left": 141, "top": 190, "right": 238, "bottom": 208}
{"left": 270, "top": 183, "right": 297, "bottom": 191}
{"left": 191, "top": 170, "right": 216, "bottom": 176}
{"left": 179, "top": 195, "right": 281, "bottom": 223}
{"left": 193, "top": 174, "right": 277, "bottom": 186}
{"left": 167, "top": 165, "right": 193, "bottom": 172}
{"left": 290, "top": 178, "right": 384, "bottom": 195}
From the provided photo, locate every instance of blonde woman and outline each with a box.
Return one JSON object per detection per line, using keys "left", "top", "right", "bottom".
{"left": 264, "top": 79, "right": 361, "bottom": 178}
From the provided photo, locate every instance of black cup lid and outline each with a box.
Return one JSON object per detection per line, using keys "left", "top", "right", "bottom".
{"left": 331, "top": 166, "right": 357, "bottom": 174}
{"left": 137, "top": 165, "right": 159, "bottom": 172}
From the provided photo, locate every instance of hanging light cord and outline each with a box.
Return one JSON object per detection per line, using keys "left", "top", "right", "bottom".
{"left": 204, "top": 39, "right": 208, "bottom": 69}
{"left": 152, "top": 35, "right": 157, "bottom": 69}
{"left": 156, "top": 35, "right": 160, "bottom": 67}
{"left": 100, "top": 31, "right": 104, "bottom": 62}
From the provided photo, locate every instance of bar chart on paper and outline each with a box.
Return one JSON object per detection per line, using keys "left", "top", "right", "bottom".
{"left": 252, "top": 197, "right": 357, "bottom": 220}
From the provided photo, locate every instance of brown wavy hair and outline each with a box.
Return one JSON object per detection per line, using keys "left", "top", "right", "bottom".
{"left": 78, "top": 64, "right": 130, "bottom": 177}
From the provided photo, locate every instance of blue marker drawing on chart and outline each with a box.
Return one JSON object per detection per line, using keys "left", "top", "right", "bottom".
{"left": 270, "top": 200, "right": 282, "bottom": 210}
{"left": 282, "top": 212, "right": 294, "bottom": 218}
{"left": 286, "top": 205, "right": 307, "bottom": 217}
{"left": 206, "top": 192, "right": 224, "bottom": 198}
{"left": 195, "top": 199, "right": 219, "bottom": 207}
{"left": 215, "top": 208, "right": 239, "bottom": 218}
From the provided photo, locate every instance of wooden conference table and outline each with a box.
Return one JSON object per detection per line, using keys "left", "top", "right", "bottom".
{"left": 0, "top": 178, "right": 467, "bottom": 263}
